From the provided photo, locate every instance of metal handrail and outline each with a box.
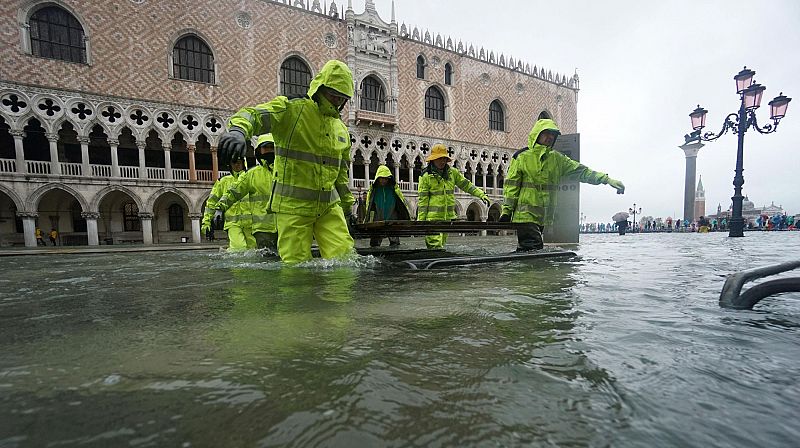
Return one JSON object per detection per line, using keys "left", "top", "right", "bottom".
{"left": 719, "top": 260, "right": 800, "bottom": 309}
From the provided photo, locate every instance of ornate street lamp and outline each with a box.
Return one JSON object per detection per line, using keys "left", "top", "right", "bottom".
{"left": 629, "top": 204, "right": 642, "bottom": 233}
{"left": 686, "top": 66, "right": 791, "bottom": 237}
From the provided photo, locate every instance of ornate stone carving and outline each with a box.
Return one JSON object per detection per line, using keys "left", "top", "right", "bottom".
{"left": 138, "top": 212, "right": 154, "bottom": 220}
{"left": 81, "top": 211, "right": 101, "bottom": 220}
{"left": 15, "top": 211, "right": 38, "bottom": 218}
{"left": 235, "top": 12, "right": 252, "bottom": 29}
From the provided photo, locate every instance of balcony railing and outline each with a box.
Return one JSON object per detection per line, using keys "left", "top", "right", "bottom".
{"left": 120, "top": 166, "right": 139, "bottom": 179}
{"left": 0, "top": 160, "right": 504, "bottom": 195}
{"left": 147, "top": 167, "right": 165, "bottom": 180}
{"left": 60, "top": 162, "right": 82, "bottom": 176}
{"left": 0, "top": 158, "right": 15, "bottom": 173}
{"left": 173, "top": 168, "right": 189, "bottom": 181}
{"left": 91, "top": 164, "right": 112, "bottom": 177}
{"left": 355, "top": 110, "right": 398, "bottom": 127}
{"left": 26, "top": 160, "right": 51, "bottom": 175}
{"left": 197, "top": 169, "right": 214, "bottom": 182}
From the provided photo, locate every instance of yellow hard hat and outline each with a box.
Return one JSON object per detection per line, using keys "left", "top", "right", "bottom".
{"left": 256, "top": 133, "right": 274, "bottom": 149}
{"left": 425, "top": 144, "right": 450, "bottom": 162}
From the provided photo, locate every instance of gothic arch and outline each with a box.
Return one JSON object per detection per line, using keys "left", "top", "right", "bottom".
{"left": 146, "top": 186, "right": 195, "bottom": 214}
{"left": 277, "top": 52, "right": 315, "bottom": 95}
{"left": 18, "top": 0, "right": 92, "bottom": 63}
{"left": 90, "top": 185, "right": 144, "bottom": 212}
{"left": 0, "top": 183, "right": 24, "bottom": 211}
{"left": 538, "top": 109, "right": 554, "bottom": 121}
{"left": 27, "top": 182, "right": 89, "bottom": 212}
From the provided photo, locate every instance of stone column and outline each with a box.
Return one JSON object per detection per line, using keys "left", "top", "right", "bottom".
{"left": 348, "top": 162, "right": 354, "bottom": 188}
{"left": 679, "top": 141, "right": 704, "bottom": 223}
{"left": 137, "top": 141, "right": 147, "bottom": 179}
{"left": 470, "top": 170, "right": 476, "bottom": 185}
{"left": 18, "top": 212, "right": 37, "bottom": 247}
{"left": 394, "top": 164, "right": 400, "bottom": 181}
{"left": 10, "top": 130, "right": 26, "bottom": 174}
{"left": 108, "top": 138, "right": 120, "bottom": 178}
{"left": 189, "top": 213, "right": 202, "bottom": 243}
{"left": 364, "top": 163, "right": 371, "bottom": 183}
{"left": 211, "top": 146, "right": 219, "bottom": 181}
{"left": 163, "top": 146, "right": 173, "bottom": 180}
{"left": 45, "top": 132, "right": 61, "bottom": 175}
{"left": 78, "top": 136, "right": 90, "bottom": 177}
{"left": 188, "top": 144, "right": 197, "bottom": 182}
{"left": 82, "top": 211, "right": 100, "bottom": 246}
{"left": 481, "top": 172, "right": 487, "bottom": 189}
{"left": 139, "top": 212, "right": 154, "bottom": 245}
{"left": 408, "top": 166, "right": 414, "bottom": 186}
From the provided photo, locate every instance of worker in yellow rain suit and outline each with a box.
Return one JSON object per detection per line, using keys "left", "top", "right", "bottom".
{"left": 201, "top": 155, "right": 255, "bottom": 251}
{"left": 417, "top": 144, "right": 490, "bottom": 249}
{"left": 213, "top": 134, "right": 278, "bottom": 252}
{"left": 217, "top": 60, "right": 355, "bottom": 263}
{"left": 500, "top": 118, "right": 625, "bottom": 251}
{"left": 365, "top": 164, "right": 411, "bottom": 247}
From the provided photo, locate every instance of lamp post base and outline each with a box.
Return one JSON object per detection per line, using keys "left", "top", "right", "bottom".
{"left": 728, "top": 217, "right": 745, "bottom": 237}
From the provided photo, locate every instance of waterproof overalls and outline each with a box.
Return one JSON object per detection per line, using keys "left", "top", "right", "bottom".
{"left": 502, "top": 119, "right": 611, "bottom": 250}
{"left": 417, "top": 165, "right": 488, "bottom": 249}
{"left": 228, "top": 60, "right": 355, "bottom": 263}
{"left": 215, "top": 135, "right": 278, "bottom": 252}
{"left": 203, "top": 168, "right": 255, "bottom": 250}
{"left": 365, "top": 165, "right": 411, "bottom": 247}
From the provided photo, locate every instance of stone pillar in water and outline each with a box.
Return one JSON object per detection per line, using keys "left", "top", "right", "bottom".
{"left": 679, "top": 141, "right": 704, "bottom": 223}
{"left": 82, "top": 212, "right": 100, "bottom": 246}
{"left": 139, "top": 212, "right": 154, "bottom": 245}
{"left": 189, "top": 214, "right": 202, "bottom": 243}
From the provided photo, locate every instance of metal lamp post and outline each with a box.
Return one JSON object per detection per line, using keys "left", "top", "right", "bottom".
{"left": 629, "top": 204, "right": 642, "bottom": 233}
{"left": 687, "top": 66, "right": 791, "bottom": 237}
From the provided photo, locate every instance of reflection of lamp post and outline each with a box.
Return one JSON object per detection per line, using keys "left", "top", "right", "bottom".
{"left": 580, "top": 212, "right": 586, "bottom": 231}
{"left": 686, "top": 66, "right": 791, "bottom": 237}
{"left": 629, "top": 204, "right": 642, "bottom": 233}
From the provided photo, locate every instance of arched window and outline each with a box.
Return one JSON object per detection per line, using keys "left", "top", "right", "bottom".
{"left": 444, "top": 63, "right": 453, "bottom": 85}
{"left": 123, "top": 202, "right": 140, "bottom": 232}
{"left": 538, "top": 110, "right": 552, "bottom": 120}
{"left": 489, "top": 100, "right": 505, "bottom": 131}
{"left": 168, "top": 204, "right": 184, "bottom": 231}
{"left": 173, "top": 35, "right": 215, "bottom": 84}
{"left": 280, "top": 57, "right": 312, "bottom": 96}
{"left": 416, "top": 55, "right": 426, "bottom": 79}
{"left": 29, "top": 6, "right": 86, "bottom": 64}
{"left": 425, "top": 86, "right": 445, "bottom": 121}
{"left": 360, "top": 76, "right": 386, "bottom": 113}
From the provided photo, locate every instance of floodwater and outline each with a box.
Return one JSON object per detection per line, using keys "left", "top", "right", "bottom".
{"left": 1, "top": 232, "right": 798, "bottom": 447}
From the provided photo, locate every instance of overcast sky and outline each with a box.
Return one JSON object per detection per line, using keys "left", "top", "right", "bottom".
{"left": 358, "top": 0, "right": 800, "bottom": 222}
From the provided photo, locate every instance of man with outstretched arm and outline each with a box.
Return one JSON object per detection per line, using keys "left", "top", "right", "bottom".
{"left": 500, "top": 118, "right": 625, "bottom": 251}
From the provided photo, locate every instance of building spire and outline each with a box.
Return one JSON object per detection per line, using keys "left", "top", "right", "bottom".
{"left": 365, "top": 0, "right": 376, "bottom": 13}
{"left": 391, "top": 0, "right": 396, "bottom": 23}
{"left": 347, "top": 0, "right": 352, "bottom": 10}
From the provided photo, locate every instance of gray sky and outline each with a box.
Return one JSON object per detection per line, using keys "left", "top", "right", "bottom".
{"left": 360, "top": 0, "right": 800, "bottom": 222}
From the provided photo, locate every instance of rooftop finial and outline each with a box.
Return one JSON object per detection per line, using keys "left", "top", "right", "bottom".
{"left": 391, "top": 0, "right": 396, "bottom": 23}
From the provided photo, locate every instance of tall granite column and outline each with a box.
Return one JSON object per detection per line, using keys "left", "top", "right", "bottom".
{"left": 679, "top": 141, "right": 704, "bottom": 222}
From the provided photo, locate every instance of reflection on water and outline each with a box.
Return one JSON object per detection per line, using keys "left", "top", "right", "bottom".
{"left": 1, "top": 233, "right": 799, "bottom": 447}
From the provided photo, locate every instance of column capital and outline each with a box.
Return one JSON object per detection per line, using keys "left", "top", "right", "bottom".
{"left": 136, "top": 141, "right": 147, "bottom": 150}
{"left": 210, "top": 146, "right": 218, "bottom": 153}
{"left": 81, "top": 211, "right": 101, "bottom": 220}
{"left": 188, "top": 213, "right": 203, "bottom": 220}
{"left": 16, "top": 211, "right": 38, "bottom": 218}
{"left": 108, "top": 138, "right": 119, "bottom": 146}
{"left": 163, "top": 145, "right": 172, "bottom": 152}
{"left": 45, "top": 132, "right": 59, "bottom": 143}
{"left": 187, "top": 144, "right": 196, "bottom": 152}
{"left": 78, "top": 136, "right": 91, "bottom": 145}
{"left": 10, "top": 129, "right": 24, "bottom": 138}
{"left": 138, "top": 212, "right": 154, "bottom": 220}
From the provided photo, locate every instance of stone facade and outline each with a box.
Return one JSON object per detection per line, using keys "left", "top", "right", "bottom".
{"left": 0, "top": 0, "right": 579, "bottom": 246}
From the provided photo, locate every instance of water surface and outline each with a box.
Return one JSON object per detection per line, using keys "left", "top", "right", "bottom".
{"left": 1, "top": 232, "right": 798, "bottom": 447}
